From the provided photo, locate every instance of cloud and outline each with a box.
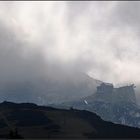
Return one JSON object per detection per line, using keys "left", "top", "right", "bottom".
{"left": 0, "top": 2, "right": 140, "bottom": 103}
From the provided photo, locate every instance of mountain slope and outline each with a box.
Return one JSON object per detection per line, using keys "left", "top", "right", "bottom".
{"left": 0, "top": 101, "right": 140, "bottom": 138}
{"left": 55, "top": 83, "right": 140, "bottom": 128}
{"left": 0, "top": 73, "right": 101, "bottom": 105}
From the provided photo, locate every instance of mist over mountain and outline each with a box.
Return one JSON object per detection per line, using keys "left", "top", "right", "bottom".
{"left": 0, "top": 72, "right": 101, "bottom": 104}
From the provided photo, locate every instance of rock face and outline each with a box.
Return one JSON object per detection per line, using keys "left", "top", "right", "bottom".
{"left": 114, "top": 84, "right": 136, "bottom": 104}
{"left": 95, "top": 83, "right": 136, "bottom": 104}
{"left": 56, "top": 82, "right": 140, "bottom": 128}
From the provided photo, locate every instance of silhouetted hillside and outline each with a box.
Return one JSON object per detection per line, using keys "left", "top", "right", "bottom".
{"left": 0, "top": 101, "right": 140, "bottom": 138}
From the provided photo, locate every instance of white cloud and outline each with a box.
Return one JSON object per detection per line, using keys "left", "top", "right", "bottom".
{"left": 0, "top": 1, "right": 140, "bottom": 87}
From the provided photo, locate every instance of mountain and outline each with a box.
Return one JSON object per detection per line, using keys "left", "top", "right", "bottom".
{"left": 54, "top": 82, "right": 140, "bottom": 128}
{"left": 0, "top": 73, "right": 101, "bottom": 105}
{"left": 0, "top": 101, "right": 140, "bottom": 138}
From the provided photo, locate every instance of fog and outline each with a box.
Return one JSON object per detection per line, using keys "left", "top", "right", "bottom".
{"left": 0, "top": 1, "right": 140, "bottom": 104}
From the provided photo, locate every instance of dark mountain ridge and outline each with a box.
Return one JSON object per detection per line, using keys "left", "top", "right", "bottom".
{"left": 0, "top": 101, "right": 140, "bottom": 138}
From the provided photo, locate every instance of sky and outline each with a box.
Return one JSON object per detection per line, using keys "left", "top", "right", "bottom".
{"left": 0, "top": 1, "right": 140, "bottom": 88}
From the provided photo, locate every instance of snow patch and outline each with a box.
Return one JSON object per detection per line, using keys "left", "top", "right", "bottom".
{"left": 84, "top": 100, "right": 88, "bottom": 105}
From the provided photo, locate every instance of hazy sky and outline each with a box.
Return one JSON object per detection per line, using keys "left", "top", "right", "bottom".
{"left": 0, "top": 1, "right": 140, "bottom": 86}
